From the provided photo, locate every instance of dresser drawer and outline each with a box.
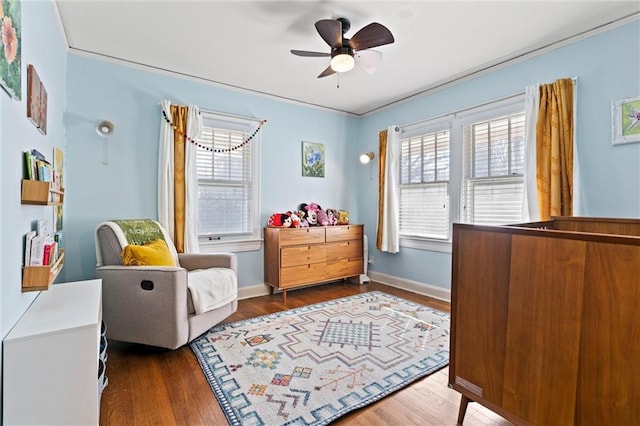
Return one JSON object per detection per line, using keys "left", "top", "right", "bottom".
{"left": 281, "top": 263, "right": 326, "bottom": 288}
{"left": 326, "top": 258, "right": 363, "bottom": 279}
{"left": 325, "top": 225, "right": 362, "bottom": 242}
{"left": 279, "top": 227, "right": 325, "bottom": 246}
{"left": 281, "top": 244, "right": 326, "bottom": 267}
{"left": 325, "top": 239, "right": 362, "bottom": 261}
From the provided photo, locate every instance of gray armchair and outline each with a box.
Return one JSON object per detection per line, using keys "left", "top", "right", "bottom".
{"left": 95, "top": 220, "right": 238, "bottom": 349}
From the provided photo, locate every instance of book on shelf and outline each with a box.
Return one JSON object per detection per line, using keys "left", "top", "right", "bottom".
{"left": 24, "top": 231, "right": 37, "bottom": 266}
{"left": 25, "top": 220, "right": 58, "bottom": 267}
{"left": 43, "top": 242, "right": 57, "bottom": 266}
{"left": 23, "top": 150, "right": 54, "bottom": 182}
{"left": 37, "top": 219, "right": 51, "bottom": 236}
{"left": 29, "top": 235, "right": 46, "bottom": 266}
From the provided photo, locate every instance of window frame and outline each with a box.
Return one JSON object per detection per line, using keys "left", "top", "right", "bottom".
{"left": 397, "top": 95, "right": 525, "bottom": 253}
{"left": 196, "top": 111, "right": 262, "bottom": 253}
{"left": 398, "top": 122, "right": 452, "bottom": 243}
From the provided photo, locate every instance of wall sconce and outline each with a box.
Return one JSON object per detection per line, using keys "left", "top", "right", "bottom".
{"left": 96, "top": 120, "right": 115, "bottom": 165}
{"left": 360, "top": 152, "right": 375, "bottom": 164}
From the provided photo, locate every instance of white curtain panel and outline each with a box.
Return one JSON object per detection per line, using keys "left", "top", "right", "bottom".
{"left": 158, "top": 100, "right": 175, "bottom": 239}
{"left": 380, "top": 125, "right": 401, "bottom": 253}
{"left": 184, "top": 105, "right": 202, "bottom": 253}
{"left": 523, "top": 85, "right": 540, "bottom": 221}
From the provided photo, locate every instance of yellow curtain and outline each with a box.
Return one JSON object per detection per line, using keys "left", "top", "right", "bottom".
{"left": 536, "top": 78, "right": 574, "bottom": 220}
{"left": 376, "top": 129, "right": 388, "bottom": 250}
{"left": 170, "top": 104, "right": 188, "bottom": 253}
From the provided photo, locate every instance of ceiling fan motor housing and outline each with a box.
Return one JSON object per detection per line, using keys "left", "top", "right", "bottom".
{"left": 332, "top": 45, "right": 354, "bottom": 59}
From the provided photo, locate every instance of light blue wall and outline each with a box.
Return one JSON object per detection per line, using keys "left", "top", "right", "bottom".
{"left": 1, "top": 1, "right": 67, "bottom": 335}
{"left": 357, "top": 20, "right": 640, "bottom": 289}
{"left": 64, "top": 56, "right": 360, "bottom": 287}
{"left": 0, "top": 1, "right": 67, "bottom": 412}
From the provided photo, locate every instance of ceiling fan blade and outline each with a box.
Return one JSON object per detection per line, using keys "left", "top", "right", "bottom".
{"left": 317, "top": 65, "right": 336, "bottom": 78}
{"left": 355, "top": 50, "right": 383, "bottom": 74}
{"left": 315, "top": 19, "right": 342, "bottom": 48}
{"left": 349, "top": 22, "right": 394, "bottom": 51}
{"left": 291, "top": 50, "right": 330, "bottom": 57}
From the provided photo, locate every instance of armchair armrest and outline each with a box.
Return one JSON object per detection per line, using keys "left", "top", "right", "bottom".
{"left": 178, "top": 252, "right": 237, "bottom": 274}
{"left": 96, "top": 265, "right": 189, "bottom": 349}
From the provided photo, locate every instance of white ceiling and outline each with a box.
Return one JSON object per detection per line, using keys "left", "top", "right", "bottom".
{"left": 55, "top": 1, "right": 639, "bottom": 116}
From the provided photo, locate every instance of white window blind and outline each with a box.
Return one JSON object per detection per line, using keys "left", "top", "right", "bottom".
{"left": 462, "top": 112, "right": 525, "bottom": 225}
{"left": 399, "top": 130, "right": 450, "bottom": 240}
{"left": 195, "top": 112, "right": 260, "bottom": 249}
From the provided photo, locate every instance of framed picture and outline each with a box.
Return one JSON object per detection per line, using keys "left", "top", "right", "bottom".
{"left": 0, "top": 0, "right": 21, "bottom": 100}
{"left": 612, "top": 95, "right": 640, "bottom": 145}
{"left": 27, "top": 64, "right": 47, "bottom": 134}
{"left": 302, "top": 141, "right": 325, "bottom": 177}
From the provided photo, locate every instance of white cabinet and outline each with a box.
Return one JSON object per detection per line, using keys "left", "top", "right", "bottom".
{"left": 3, "top": 279, "right": 102, "bottom": 425}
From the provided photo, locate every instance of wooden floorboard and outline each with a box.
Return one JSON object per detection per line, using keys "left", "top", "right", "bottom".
{"left": 100, "top": 281, "right": 513, "bottom": 425}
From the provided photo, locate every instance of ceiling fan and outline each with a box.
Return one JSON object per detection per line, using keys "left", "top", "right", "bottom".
{"left": 291, "top": 17, "right": 395, "bottom": 78}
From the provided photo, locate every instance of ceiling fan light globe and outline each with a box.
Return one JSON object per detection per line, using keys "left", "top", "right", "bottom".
{"left": 330, "top": 53, "right": 355, "bottom": 73}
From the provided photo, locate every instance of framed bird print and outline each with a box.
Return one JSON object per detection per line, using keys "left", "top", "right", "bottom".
{"left": 612, "top": 95, "right": 640, "bottom": 145}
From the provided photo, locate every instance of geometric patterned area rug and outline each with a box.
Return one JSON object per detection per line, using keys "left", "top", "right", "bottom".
{"left": 190, "top": 291, "right": 450, "bottom": 425}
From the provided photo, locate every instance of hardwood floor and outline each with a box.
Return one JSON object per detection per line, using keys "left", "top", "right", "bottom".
{"left": 100, "top": 281, "right": 513, "bottom": 425}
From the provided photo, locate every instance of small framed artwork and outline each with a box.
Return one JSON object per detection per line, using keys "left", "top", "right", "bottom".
{"left": 27, "top": 64, "right": 47, "bottom": 134}
{"left": 302, "top": 141, "right": 325, "bottom": 177}
{"left": 612, "top": 95, "right": 640, "bottom": 145}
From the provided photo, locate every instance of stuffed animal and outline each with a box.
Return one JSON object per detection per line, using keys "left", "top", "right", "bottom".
{"left": 338, "top": 209, "right": 350, "bottom": 225}
{"left": 299, "top": 203, "right": 319, "bottom": 226}
{"left": 317, "top": 209, "right": 329, "bottom": 226}
{"left": 326, "top": 208, "right": 339, "bottom": 226}
{"left": 296, "top": 210, "right": 309, "bottom": 227}
{"left": 288, "top": 211, "right": 302, "bottom": 228}
{"left": 267, "top": 212, "right": 292, "bottom": 227}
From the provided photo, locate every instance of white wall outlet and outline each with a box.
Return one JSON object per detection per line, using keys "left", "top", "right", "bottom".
{"left": 368, "top": 256, "right": 374, "bottom": 264}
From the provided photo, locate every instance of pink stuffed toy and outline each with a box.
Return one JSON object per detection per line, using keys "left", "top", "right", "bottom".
{"left": 317, "top": 209, "right": 329, "bottom": 226}
{"left": 326, "top": 208, "right": 339, "bottom": 226}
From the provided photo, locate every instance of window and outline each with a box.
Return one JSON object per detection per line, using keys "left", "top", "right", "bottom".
{"left": 397, "top": 96, "right": 525, "bottom": 252}
{"left": 399, "top": 129, "right": 450, "bottom": 240}
{"left": 461, "top": 112, "right": 525, "bottom": 225}
{"left": 195, "top": 111, "right": 261, "bottom": 252}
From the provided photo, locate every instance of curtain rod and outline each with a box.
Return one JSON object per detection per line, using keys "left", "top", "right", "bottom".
{"left": 398, "top": 76, "right": 577, "bottom": 130}
{"left": 199, "top": 108, "right": 263, "bottom": 124}
{"left": 160, "top": 101, "right": 263, "bottom": 124}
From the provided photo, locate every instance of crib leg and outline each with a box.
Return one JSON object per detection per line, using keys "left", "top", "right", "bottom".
{"left": 456, "top": 394, "right": 471, "bottom": 426}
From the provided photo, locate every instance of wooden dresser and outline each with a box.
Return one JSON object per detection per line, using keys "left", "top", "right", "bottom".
{"left": 264, "top": 225, "right": 364, "bottom": 301}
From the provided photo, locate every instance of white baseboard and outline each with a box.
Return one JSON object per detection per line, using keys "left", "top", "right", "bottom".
{"left": 368, "top": 271, "right": 451, "bottom": 302}
{"left": 237, "top": 284, "right": 272, "bottom": 300}
{"left": 237, "top": 273, "right": 451, "bottom": 303}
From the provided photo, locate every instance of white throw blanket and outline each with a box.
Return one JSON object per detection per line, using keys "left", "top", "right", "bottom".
{"left": 188, "top": 268, "right": 237, "bottom": 315}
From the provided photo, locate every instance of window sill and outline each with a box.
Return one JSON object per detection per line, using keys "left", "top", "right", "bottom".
{"left": 399, "top": 236, "right": 452, "bottom": 253}
{"left": 199, "top": 238, "right": 262, "bottom": 253}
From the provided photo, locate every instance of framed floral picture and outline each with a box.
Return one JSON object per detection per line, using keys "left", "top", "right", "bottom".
{"left": 0, "top": 0, "right": 21, "bottom": 100}
{"left": 301, "top": 141, "right": 325, "bottom": 177}
{"left": 612, "top": 95, "right": 640, "bottom": 145}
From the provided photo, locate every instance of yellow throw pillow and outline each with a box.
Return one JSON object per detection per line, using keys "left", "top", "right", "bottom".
{"left": 121, "top": 239, "right": 177, "bottom": 266}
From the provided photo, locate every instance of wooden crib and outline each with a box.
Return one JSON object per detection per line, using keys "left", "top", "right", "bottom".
{"left": 449, "top": 217, "right": 640, "bottom": 425}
